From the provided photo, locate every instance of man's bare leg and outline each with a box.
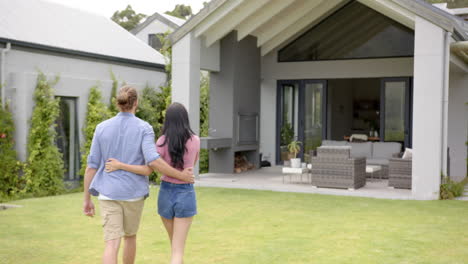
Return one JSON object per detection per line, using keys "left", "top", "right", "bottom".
{"left": 103, "top": 238, "right": 121, "bottom": 264}
{"left": 123, "top": 235, "right": 137, "bottom": 264}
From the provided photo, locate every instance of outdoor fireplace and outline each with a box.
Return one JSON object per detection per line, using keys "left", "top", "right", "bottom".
{"left": 234, "top": 151, "right": 256, "bottom": 173}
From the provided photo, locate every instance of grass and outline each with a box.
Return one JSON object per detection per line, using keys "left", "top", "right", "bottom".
{"left": 1, "top": 187, "right": 468, "bottom": 264}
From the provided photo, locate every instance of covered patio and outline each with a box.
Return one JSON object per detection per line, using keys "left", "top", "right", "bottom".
{"left": 171, "top": 0, "right": 468, "bottom": 200}
{"left": 197, "top": 166, "right": 412, "bottom": 200}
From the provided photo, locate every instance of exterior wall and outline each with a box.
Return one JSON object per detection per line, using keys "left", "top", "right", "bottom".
{"left": 4, "top": 47, "right": 166, "bottom": 162}
{"left": 448, "top": 70, "right": 468, "bottom": 181}
{"left": 209, "top": 32, "right": 261, "bottom": 173}
{"left": 135, "top": 20, "right": 174, "bottom": 44}
{"left": 259, "top": 49, "right": 414, "bottom": 163}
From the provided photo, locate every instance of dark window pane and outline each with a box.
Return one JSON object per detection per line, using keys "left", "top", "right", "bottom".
{"left": 279, "top": 84, "right": 298, "bottom": 162}
{"left": 55, "top": 97, "right": 80, "bottom": 181}
{"left": 148, "top": 33, "right": 164, "bottom": 51}
{"left": 278, "top": 1, "right": 414, "bottom": 62}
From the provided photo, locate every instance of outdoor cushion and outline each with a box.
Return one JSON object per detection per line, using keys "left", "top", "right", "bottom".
{"left": 366, "top": 158, "right": 389, "bottom": 166}
{"left": 322, "top": 140, "right": 348, "bottom": 146}
{"left": 317, "top": 146, "right": 351, "bottom": 158}
{"left": 372, "top": 142, "right": 401, "bottom": 159}
{"left": 348, "top": 142, "right": 373, "bottom": 159}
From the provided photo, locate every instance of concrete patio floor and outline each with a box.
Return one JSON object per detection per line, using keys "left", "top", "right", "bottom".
{"left": 196, "top": 166, "right": 413, "bottom": 200}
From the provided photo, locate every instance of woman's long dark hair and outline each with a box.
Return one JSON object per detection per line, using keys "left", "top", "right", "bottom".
{"left": 158, "top": 103, "right": 195, "bottom": 170}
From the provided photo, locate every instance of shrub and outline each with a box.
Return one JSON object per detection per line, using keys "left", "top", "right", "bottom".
{"left": 0, "top": 99, "right": 22, "bottom": 201}
{"left": 108, "top": 71, "right": 119, "bottom": 115}
{"left": 136, "top": 85, "right": 168, "bottom": 184}
{"left": 440, "top": 176, "right": 464, "bottom": 200}
{"left": 80, "top": 85, "right": 111, "bottom": 177}
{"left": 23, "top": 73, "right": 65, "bottom": 196}
{"left": 199, "top": 73, "right": 210, "bottom": 173}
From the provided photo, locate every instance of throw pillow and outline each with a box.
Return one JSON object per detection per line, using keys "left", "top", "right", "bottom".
{"left": 402, "top": 148, "right": 413, "bottom": 159}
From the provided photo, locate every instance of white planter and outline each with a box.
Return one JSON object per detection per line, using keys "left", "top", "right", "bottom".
{"left": 290, "top": 158, "right": 301, "bottom": 168}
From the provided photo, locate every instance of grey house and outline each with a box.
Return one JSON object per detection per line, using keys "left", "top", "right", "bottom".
{"left": 0, "top": 0, "right": 166, "bottom": 183}
{"left": 132, "top": 12, "right": 186, "bottom": 51}
{"left": 170, "top": 0, "right": 468, "bottom": 200}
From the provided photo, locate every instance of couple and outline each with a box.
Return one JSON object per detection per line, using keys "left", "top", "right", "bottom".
{"left": 82, "top": 85, "right": 200, "bottom": 264}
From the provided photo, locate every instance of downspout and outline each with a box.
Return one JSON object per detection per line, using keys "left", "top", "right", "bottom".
{"left": 442, "top": 32, "right": 451, "bottom": 179}
{"left": 0, "top": 42, "right": 11, "bottom": 109}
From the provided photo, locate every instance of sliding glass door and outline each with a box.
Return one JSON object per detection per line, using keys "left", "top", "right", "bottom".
{"left": 277, "top": 81, "right": 299, "bottom": 164}
{"left": 277, "top": 80, "right": 327, "bottom": 164}
{"left": 380, "top": 78, "right": 412, "bottom": 148}
{"left": 301, "top": 81, "right": 327, "bottom": 162}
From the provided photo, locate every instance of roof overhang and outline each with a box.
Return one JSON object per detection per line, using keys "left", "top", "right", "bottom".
{"left": 170, "top": 0, "right": 468, "bottom": 56}
{"left": 131, "top": 12, "right": 180, "bottom": 35}
{"left": 0, "top": 38, "right": 165, "bottom": 71}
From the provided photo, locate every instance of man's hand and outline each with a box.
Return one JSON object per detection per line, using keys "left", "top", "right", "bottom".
{"left": 105, "top": 158, "right": 122, "bottom": 173}
{"left": 83, "top": 199, "right": 95, "bottom": 217}
{"left": 180, "top": 167, "right": 195, "bottom": 183}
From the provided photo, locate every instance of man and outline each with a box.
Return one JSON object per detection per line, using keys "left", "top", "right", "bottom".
{"left": 82, "top": 85, "right": 194, "bottom": 264}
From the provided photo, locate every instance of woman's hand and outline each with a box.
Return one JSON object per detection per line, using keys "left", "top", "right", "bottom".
{"left": 105, "top": 158, "right": 122, "bottom": 173}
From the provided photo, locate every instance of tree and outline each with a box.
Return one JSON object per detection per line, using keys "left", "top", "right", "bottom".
{"left": 80, "top": 85, "right": 111, "bottom": 177}
{"left": 23, "top": 73, "right": 64, "bottom": 197}
{"left": 0, "top": 98, "right": 21, "bottom": 201}
{"left": 111, "top": 5, "right": 146, "bottom": 31}
{"left": 165, "top": 4, "right": 192, "bottom": 19}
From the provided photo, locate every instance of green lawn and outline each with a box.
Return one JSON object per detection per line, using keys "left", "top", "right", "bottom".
{"left": 1, "top": 187, "right": 468, "bottom": 264}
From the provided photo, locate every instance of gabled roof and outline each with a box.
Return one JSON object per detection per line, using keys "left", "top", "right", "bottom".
{"left": 170, "top": 0, "right": 468, "bottom": 56}
{"left": 0, "top": 0, "right": 165, "bottom": 68}
{"left": 131, "top": 12, "right": 186, "bottom": 35}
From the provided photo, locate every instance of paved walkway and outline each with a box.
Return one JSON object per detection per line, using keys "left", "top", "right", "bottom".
{"left": 196, "top": 166, "right": 413, "bottom": 200}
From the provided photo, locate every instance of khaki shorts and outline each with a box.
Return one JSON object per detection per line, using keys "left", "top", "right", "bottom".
{"left": 99, "top": 199, "right": 145, "bottom": 241}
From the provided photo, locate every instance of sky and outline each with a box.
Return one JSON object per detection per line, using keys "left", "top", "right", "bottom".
{"left": 45, "top": 0, "right": 207, "bottom": 18}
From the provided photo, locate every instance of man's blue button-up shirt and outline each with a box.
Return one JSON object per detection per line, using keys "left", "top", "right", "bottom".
{"left": 88, "top": 112, "right": 160, "bottom": 200}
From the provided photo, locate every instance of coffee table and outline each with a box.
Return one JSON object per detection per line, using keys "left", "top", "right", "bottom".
{"left": 366, "top": 165, "right": 382, "bottom": 180}
{"left": 282, "top": 167, "right": 310, "bottom": 184}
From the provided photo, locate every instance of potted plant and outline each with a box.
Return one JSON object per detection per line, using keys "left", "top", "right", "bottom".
{"left": 280, "top": 121, "right": 294, "bottom": 163}
{"left": 288, "top": 140, "right": 302, "bottom": 168}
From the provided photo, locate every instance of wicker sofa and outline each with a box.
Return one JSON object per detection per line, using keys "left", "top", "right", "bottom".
{"left": 321, "top": 140, "right": 402, "bottom": 178}
{"left": 388, "top": 158, "right": 412, "bottom": 189}
{"left": 310, "top": 146, "right": 366, "bottom": 189}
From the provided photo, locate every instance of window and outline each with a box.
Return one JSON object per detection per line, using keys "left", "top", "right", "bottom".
{"left": 55, "top": 97, "right": 80, "bottom": 181}
{"left": 278, "top": 1, "right": 414, "bottom": 62}
{"left": 148, "top": 33, "right": 165, "bottom": 51}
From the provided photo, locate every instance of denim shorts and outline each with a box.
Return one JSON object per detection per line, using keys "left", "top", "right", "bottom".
{"left": 158, "top": 181, "right": 197, "bottom": 219}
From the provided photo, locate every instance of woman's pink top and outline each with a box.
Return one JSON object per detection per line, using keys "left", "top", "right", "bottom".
{"left": 156, "top": 135, "right": 200, "bottom": 184}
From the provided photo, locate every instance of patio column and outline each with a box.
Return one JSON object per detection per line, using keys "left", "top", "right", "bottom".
{"left": 172, "top": 32, "right": 201, "bottom": 135}
{"left": 172, "top": 32, "right": 201, "bottom": 176}
{"left": 412, "top": 17, "right": 448, "bottom": 200}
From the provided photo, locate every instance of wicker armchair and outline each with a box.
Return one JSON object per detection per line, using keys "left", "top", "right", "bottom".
{"left": 311, "top": 146, "right": 366, "bottom": 190}
{"left": 388, "top": 158, "right": 412, "bottom": 189}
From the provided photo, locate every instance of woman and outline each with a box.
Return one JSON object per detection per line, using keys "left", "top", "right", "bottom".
{"left": 105, "top": 102, "right": 200, "bottom": 264}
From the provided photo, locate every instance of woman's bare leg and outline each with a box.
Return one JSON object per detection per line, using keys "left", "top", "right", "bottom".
{"left": 170, "top": 217, "right": 193, "bottom": 264}
{"left": 160, "top": 216, "right": 174, "bottom": 244}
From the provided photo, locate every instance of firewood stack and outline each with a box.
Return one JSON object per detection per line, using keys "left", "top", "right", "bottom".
{"left": 234, "top": 153, "right": 255, "bottom": 173}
